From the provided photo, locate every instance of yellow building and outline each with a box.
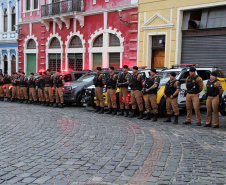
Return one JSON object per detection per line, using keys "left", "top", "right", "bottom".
{"left": 138, "top": 0, "right": 226, "bottom": 74}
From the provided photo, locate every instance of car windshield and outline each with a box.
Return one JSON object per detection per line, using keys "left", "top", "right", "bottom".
{"left": 157, "top": 71, "right": 180, "bottom": 80}
{"left": 77, "top": 74, "right": 95, "bottom": 82}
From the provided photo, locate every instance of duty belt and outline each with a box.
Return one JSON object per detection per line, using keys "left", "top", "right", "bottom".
{"left": 20, "top": 85, "right": 26, "bottom": 87}
{"left": 187, "top": 92, "right": 198, "bottom": 94}
{"left": 45, "top": 84, "right": 52, "bottom": 87}
{"left": 56, "top": 85, "right": 62, "bottom": 88}
{"left": 107, "top": 86, "right": 115, "bottom": 89}
{"left": 29, "top": 86, "right": 35, "bottom": 88}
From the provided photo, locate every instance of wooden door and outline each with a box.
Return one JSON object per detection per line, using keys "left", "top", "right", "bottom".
{"left": 153, "top": 50, "right": 165, "bottom": 68}
{"left": 11, "top": 55, "right": 16, "bottom": 74}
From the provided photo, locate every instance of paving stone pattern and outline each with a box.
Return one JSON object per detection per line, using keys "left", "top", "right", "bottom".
{"left": 0, "top": 102, "right": 225, "bottom": 185}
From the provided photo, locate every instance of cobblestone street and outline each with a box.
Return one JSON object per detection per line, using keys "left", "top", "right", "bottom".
{"left": 0, "top": 102, "right": 225, "bottom": 185}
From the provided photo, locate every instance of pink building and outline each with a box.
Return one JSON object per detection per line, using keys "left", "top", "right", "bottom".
{"left": 18, "top": 0, "right": 138, "bottom": 74}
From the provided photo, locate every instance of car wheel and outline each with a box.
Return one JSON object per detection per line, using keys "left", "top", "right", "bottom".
{"left": 76, "top": 92, "right": 83, "bottom": 107}
{"left": 220, "top": 111, "right": 226, "bottom": 116}
{"left": 65, "top": 102, "right": 73, "bottom": 106}
{"left": 158, "top": 97, "right": 166, "bottom": 117}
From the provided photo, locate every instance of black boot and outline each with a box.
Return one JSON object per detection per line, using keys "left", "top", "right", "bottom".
{"left": 143, "top": 113, "right": 151, "bottom": 120}
{"left": 105, "top": 108, "right": 113, "bottom": 114}
{"left": 59, "top": 103, "right": 64, "bottom": 108}
{"left": 163, "top": 115, "right": 171, "bottom": 122}
{"left": 50, "top": 103, "right": 53, "bottom": 107}
{"left": 7, "top": 98, "right": 11, "bottom": 102}
{"left": 53, "top": 103, "right": 58, "bottom": 108}
{"left": 137, "top": 111, "right": 143, "bottom": 119}
{"left": 112, "top": 108, "right": 117, "bottom": 115}
{"left": 25, "top": 100, "right": 28, "bottom": 104}
{"left": 173, "top": 116, "right": 178, "bottom": 124}
{"left": 124, "top": 109, "right": 129, "bottom": 117}
{"left": 152, "top": 114, "right": 158, "bottom": 122}
{"left": 28, "top": 101, "right": 32, "bottom": 104}
{"left": 94, "top": 106, "right": 100, "bottom": 113}
{"left": 42, "top": 102, "right": 46, "bottom": 106}
{"left": 0, "top": 97, "right": 4, "bottom": 101}
{"left": 129, "top": 110, "right": 136, "bottom": 117}
{"left": 98, "top": 107, "right": 104, "bottom": 114}
{"left": 117, "top": 109, "right": 124, "bottom": 116}
{"left": 11, "top": 98, "right": 14, "bottom": 102}
{"left": 45, "top": 102, "right": 49, "bottom": 106}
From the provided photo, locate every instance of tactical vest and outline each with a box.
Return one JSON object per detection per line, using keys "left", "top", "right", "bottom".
{"left": 165, "top": 80, "right": 177, "bottom": 97}
{"left": 45, "top": 75, "right": 53, "bottom": 86}
{"left": 16, "top": 77, "right": 20, "bottom": 86}
{"left": 186, "top": 76, "right": 199, "bottom": 94}
{"left": 106, "top": 74, "right": 117, "bottom": 89}
{"left": 129, "top": 74, "right": 142, "bottom": 91}
{"left": 12, "top": 78, "right": 17, "bottom": 86}
{"left": 0, "top": 78, "right": 4, "bottom": 86}
{"left": 55, "top": 76, "right": 63, "bottom": 88}
{"left": 145, "top": 77, "right": 159, "bottom": 94}
{"left": 118, "top": 72, "right": 129, "bottom": 88}
{"left": 3, "top": 76, "right": 10, "bottom": 84}
{"left": 93, "top": 74, "right": 103, "bottom": 87}
{"left": 206, "top": 79, "right": 219, "bottom": 97}
{"left": 29, "top": 78, "right": 36, "bottom": 88}
{"left": 20, "top": 77, "right": 27, "bottom": 87}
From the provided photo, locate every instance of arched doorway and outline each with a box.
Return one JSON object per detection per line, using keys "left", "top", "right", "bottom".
{"left": 4, "top": 55, "right": 8, "bottom": 73}
{"left": 48, "top": 37, "right": 61, "bottom": 72}
{"left": 26, "top": 39, "right": 37, "bottom": 75}
{"left": 11, "top": 55, "right": 16, "bottom": 74}
{"left": 68, "top": 35, "right": 83, "bottom": 71}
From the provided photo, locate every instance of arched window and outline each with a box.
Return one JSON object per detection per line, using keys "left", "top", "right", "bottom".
{"left": 93, "top": 34, "right": 103, "bottom": 47}
{"left": 4, "top": 9, "right": 8, "bottom": 32}
{"left": 11, "top": 7, "right": 16, "bottom": 31}
{"left": 27, "top": 39, "right": 36, "bottom": 49}
{"left": 4, "top": 55, "right": 8, "bottom": 73}
{"left": 109, "top": 33, "right": 120, "bottom": 46}
{"left": 49, "top": 37, "right": 61, "bottom": 49}
{"left": 69, "top": 36, "right": 82, "bottom": 48}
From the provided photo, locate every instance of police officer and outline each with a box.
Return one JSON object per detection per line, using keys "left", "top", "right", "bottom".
{"left": 19, "top": 72, "right": 28, "bottom": 104}
{"left": 183, "top": 67, "right": 203, "bottom": 126}
{"left": 163, "top": 72, "right": 180, "bottom": 124}
{"left": 117, "top": 65, "right": 131, "bottom": 117}
{"left": 36, "top": 73, "right": 45, "bottom": 105}
{"left": 129, "top": 66, "right": 144, "bottom": 119}
{"left": 0, "top": 74, "right": 4, "bottom": 101}
{"left": 28, "top": 73, "right": 37, "bottom": 104}
{"left": 3, "top": 72, "right": 11, "bottom": 101}
{"left": 204, "top": 71, "right": 223, "bottom": 128}
{"left": 105, "top": 66, "right": 118, "bottom": 115}
{"left": 93, "top": 67, "right": 105, "bottom": 114}
{"left": 44, "top": 69, "right": 54, "bottom": 107}
{"left": 11, "top": 73, "right": 18, "bottom": 102}
{"left": 16, "top": 71, "right": 21, "bottom": 102}
{"left": 54, "top": 70, "right": 64, "bottom": 108}
{"left": 143, "top": 69, "right": 160, "bottom": 121}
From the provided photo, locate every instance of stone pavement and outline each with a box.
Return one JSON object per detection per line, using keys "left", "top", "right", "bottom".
{"left": 0, "top": 102, "right": 225, "bottom": 185}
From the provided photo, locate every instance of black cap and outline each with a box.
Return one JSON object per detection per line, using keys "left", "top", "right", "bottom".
{"left": 4, "top": 72, "right": 7, "bottom": 74}
{"left": 151, "top": 69, "right": 157, "bottom": 73}
{"left": 21, "top": 72, "right": 25, "bottom": 74}
{"left": 211, "top": 71, "right": 217, "bottom": 77}
{"left": 133, "top": 66, "right": 138, "bottom": 70}
{"left": 170, "top": 72, "right": 176, "bottom": 77}
{"left": 39, "top": 72, "right": 42, "bottom": 75}
{"left": 30, "top": 73, "right": 34, "bottom": 75}
{"left": 18, "top": 71, "right": 21, "bottom": 73}
{"left": 123, "top": 65, "right": 128, "bottom": 69}
{"left": 96, "top": 67, "right": 102, "bottom": 71}
{"left": 109, "top": 66, "right": 114, "bottom": 70}
{"left": 46, "top": 69, "right": 51, "bottom": 72}
{"left": 0, "top": 74, "right": 3, "bottom": 76}
{"left": 190, "top": 67, "right": 196, "bottom": 72}
{"left": 12, "top": 72, "right": 16, "bottom": 75}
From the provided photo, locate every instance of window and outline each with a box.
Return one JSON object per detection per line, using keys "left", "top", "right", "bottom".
{"left": 26, "top": 0, "right": 30, "bottom": 10}
{"left": 27, "top": 39, "right": 36, "bottom": 49}
{"left": 4, "top": 55, "right": 8, "bottom": 73}
{"left": 109, "top": 34, "right": 120, "bottom": 46}
{"left": 69, "top": 36, "right": 82, "bottom": 48}
{"left": 68, "top": 54, "right": 83, "bottom": 71}
{"left": 4, "top": 9, "right": 8, "bottom": 32}
{"left": 34, "top": 0, "right": 38, "bottom": 9}
{"left": 64, "top": 74, "right": 72, "bottom": 82}
{"left": 11, "top": 7, "right": 16, "bottom": 31}
{"left": 93, "top": 34, "right": 103, "bottom": 47}
{"left": 49, "top": 37, "right": 61, "bottom": 49}
{"left": 109, "top": 53, "right": 120, "bottom": 69}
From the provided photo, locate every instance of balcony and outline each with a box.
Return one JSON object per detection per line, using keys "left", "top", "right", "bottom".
{"left": 41, "top": 0, "right": 84, "bottom": 31}
{"left": 41, "top": 0, "right": 84, "bottom": 17}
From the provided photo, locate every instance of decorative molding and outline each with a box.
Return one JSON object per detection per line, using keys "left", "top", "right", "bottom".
{"left": 65, "top": 31, "right": 86, "bottom": 51}
{"left": 41, "top": 19, "right": 50, "bottom": 31}
{"left": 60, "top": 16, "right": 70, "bottom": 29}
{"left": 141, "top": 12, "right": 174, "bottom": 30}
{"left": 74, "top": 14, "right": 84, "bottom": 28}
{"left": 46, "top": 33, "right": 63, "bottom": 49}
{"left": 53, "top": 17, "right": 62, "bottom": 30}
{"left": 23, "top": 35, "right": 39, "bottom": 50}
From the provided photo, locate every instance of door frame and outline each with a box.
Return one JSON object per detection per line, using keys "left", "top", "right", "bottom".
{"left": 146, "top": 32, "right": 167, "bottom": 69}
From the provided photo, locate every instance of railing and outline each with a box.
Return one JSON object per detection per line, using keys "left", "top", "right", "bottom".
{"left": 41, "top": 0, "right": 84, "bottom": 17}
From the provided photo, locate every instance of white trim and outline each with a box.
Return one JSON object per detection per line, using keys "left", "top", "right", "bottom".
{"left": 141, "top": 12, "right": 174, "bottom": 30}
{"left": 175, "top": 1, "right": 226, "bottom": 65}
{"left": 146, "top": 32, "right": 167, "bottom": 69}
{"left": 142, "top": 12, "right": 146, "bottom": 66}
{"left": 137, "top": 12, "right": 140, "bottom": 66}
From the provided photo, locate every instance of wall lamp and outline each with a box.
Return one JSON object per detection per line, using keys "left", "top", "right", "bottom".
{"left": 118, "top": 10, "right": 130, "bottom": 27}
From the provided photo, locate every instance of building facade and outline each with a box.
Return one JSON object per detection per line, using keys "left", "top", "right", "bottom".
{"left": 0, "top": 0, "right": 19, "bottom": 75}
{"left": 138, "top": 0, "right": 226, "bottom": 74}
{"left": 18, "top": 0, "right": 138, "bottom": 75}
